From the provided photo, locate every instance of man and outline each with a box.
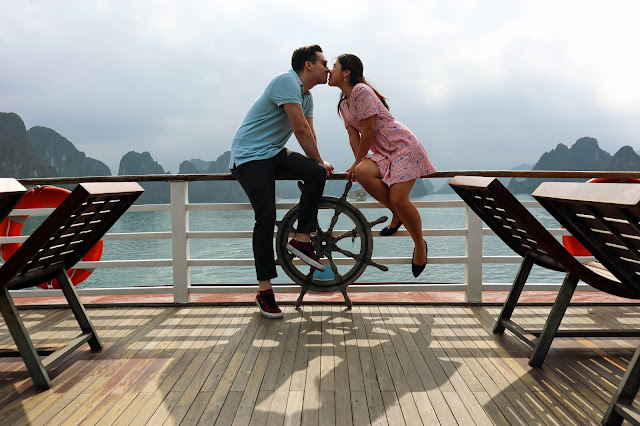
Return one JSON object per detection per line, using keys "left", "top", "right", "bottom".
{"left": 229, "top": 45, "right": 334, "bottom": 319}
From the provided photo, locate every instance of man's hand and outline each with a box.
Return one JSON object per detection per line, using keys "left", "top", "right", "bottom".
{"left": 323, "top": 161, "right": 334, "bottom": 178}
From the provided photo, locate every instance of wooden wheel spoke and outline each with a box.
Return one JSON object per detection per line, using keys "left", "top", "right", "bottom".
{"left": 334, "top": 228, "right": 358, "bottom": 242}
{"left": 327, "top": 206, "right": 343, "bottom": 233}
{"left": 325, "top": 252, "right": 343, "bottom": 281}
{"left": 332, "top": 245, "right": 359, "bottom": 260}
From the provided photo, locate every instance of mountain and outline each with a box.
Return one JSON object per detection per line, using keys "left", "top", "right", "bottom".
{"left": 189, "top": 159, "right": 212, "bottom": 171}
{"left": 119, "top": 151, "right": 166, "bottom": 175}
{"left": 535, "top": 137, "right": 611, "bottom": 171}
{"left": 608, "top": 146, "right": 640, "bottom": 171}
{"left": 179, "top": 153, "right": 248, "bottom": 203}
{"left": 0, "top": 113, "right": 58, "bottom": 178}
{"left": 508, "top": 137, "right": 613, "bottom": 194}
{"left": 412, "top": 178, "right": 433, "bottom": 197}
{"left": 11, "top": 110, "right": 639, "bottom": 205}
{"left": 179, "top": 160, "right": 201, "bottom": 175}
{"left": 119, "top": 151, "right": 169, "bottom": 204}
{"left": 28, "top": 126, "right": 111, "bottom": 177}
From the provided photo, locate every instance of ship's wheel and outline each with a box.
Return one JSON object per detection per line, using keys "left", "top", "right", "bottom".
{"left": 275, "top": 181, "right": 388, "bottom": 308}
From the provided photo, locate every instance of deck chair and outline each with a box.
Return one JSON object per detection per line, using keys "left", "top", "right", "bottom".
{"left": 0, "top": 182, "right": 143, "bottom": 389}
{"left": 533, "top": 182, "right": 640, "bottom": 426}
{"left": 448, "top": 176, "right": 640, "bottom": 367}
{"left": 0, "top": 178, "right": 28, "bottom": 220}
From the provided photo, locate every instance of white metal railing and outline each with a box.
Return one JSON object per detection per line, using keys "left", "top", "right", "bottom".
{"left": 2, "top": 180, "right": 594, "bottom": 304}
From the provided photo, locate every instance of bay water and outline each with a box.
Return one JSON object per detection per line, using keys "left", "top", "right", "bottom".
{"left": 60, "top": 193, "right": 568, "bottom": 289}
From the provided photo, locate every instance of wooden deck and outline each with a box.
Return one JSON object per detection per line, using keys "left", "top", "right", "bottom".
{"left": 0, "top": 304, "right": 639, "bottom": 425}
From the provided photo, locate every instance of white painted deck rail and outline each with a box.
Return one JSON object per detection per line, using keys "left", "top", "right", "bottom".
{"left": 4, "top": 171, "right": 632, "bottom": 304}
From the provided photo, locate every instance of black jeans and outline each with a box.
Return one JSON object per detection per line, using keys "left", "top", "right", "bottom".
{"left": 231, "top": 149, "right": 327, "bottom": 281}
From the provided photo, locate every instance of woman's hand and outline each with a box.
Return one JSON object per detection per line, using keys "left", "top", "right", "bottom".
{"left": 346, "top": 160, "right": 361, "bottom": 182}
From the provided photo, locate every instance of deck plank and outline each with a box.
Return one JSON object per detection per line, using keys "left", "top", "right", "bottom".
{"left": 0, "top": 304, "right": 639, "bottom": 425}
{"left": 14, "top": 308, "right": 168, "bottom": 425}
{"left": 232, "top": 350, "right": 270, "bottom": 426}
{"left": 265, "top": 349, "right": 296, "bottom": 425}
{"left": 0, "top": 309, "right": 122, "bottom": 423}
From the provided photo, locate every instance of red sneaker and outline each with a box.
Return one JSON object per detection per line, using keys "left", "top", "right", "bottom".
{"left": 286, "top": 238, "right": 325, "bottom": 271}
{"left": 255, "top": 289, "right": 283, "bottom": 319}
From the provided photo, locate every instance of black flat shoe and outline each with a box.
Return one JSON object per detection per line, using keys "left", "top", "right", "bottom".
{"left": 412, "top": 239, "right": 428, "bottom": 278}
{"left": 380, "top": 220, "right": 402, "bottom": 236}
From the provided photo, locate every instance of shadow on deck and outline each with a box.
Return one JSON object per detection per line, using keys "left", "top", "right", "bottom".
{"left": 0, "top": 302, "right": 639, "bottom": 425}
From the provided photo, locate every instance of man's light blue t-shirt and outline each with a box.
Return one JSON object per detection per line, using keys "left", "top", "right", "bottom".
{"left": 229, "top": 69, "right": 313, "bottom": 169}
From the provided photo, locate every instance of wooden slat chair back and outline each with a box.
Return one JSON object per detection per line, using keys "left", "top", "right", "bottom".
{"left": 0, "top": 182, "right": 143, "bottom": 290}
{"left": 533, "top": 181, "right": 640, "bottom": 426}
{"left": 534, "top": 182, "right": 640, "bottom": 296}
{"left": 0, "top": 178, "right": 27, "bottom": 221}
{"left": 0, "top": 182, "right": 143, "bottom": 389}
{"left": 448, "top": 176, "right": 567, "bottom": 271}
{"left": 449, "top": 176, "right": 640, "bottom": 367}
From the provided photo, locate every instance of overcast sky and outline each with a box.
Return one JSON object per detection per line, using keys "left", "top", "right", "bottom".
{"left": 2, "top": 1, "right": 639, "bottom": 175}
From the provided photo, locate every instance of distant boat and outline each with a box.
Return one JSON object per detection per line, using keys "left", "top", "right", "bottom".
{"left": 348, "top": 188, "right": 367, "bottom": 201}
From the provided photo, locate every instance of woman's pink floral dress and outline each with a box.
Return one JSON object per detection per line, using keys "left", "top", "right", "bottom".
{"left": 340, "top": 83, "right": 435, "bottom": 186}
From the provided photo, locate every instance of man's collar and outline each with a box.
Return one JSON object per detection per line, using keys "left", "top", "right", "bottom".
{"left": 288, "top": 69, "right": 309, "bottom": 95}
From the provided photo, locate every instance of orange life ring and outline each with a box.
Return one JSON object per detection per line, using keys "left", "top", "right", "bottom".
{"left": 562, "top": 177, "right": 640, "bottom": 256}
{"left": 0, "top": 186, "right": 103, "bottom": 289}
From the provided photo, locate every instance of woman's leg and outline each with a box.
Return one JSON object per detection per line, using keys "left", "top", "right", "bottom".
{"left": 389, "top": 180, "right": 427, "bottom": 265}
{"left": 353, "top": 159, "right": 400, "bottom": 224}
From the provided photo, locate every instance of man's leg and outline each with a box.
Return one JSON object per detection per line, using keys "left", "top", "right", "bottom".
{"left": 232, "top": 157, "right": 283, "bottom": 318}
{"left": 276, "top": 149, "right": 327, "bottom": 236}
{"left": 276, "top": 150, "right": 327, "bottom": 270}
{"left": 232, "top": 159, "right": 278, "bottom": 281}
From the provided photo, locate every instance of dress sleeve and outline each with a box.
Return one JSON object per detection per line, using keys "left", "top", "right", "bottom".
{"left": 339, "top": 101, "right": 351, "bottom": 129}
{"left": 352, "top": 84, "right": 379, "bottom": 121}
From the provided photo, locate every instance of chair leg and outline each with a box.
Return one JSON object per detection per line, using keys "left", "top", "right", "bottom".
{"left": 602, "top": 345, "right": 640, "bottom": 426}
{"left": 529, "top": 272, "right": 579, "bottom": 367}
{"left": 0, "top": 288, "right": 52, "bottom": 390}
{"left": 494, "top": 256, "right": 534, "bottom": 334}
{"left": 57, "top": 271, "right": 103, "bottom": 351}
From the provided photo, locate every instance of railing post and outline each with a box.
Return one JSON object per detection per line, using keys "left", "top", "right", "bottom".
{"left": 465, "top": 205, "right": 483, "bottom": 303}
{"left": 170, "top": 181, "right": 189, "bottom": 304}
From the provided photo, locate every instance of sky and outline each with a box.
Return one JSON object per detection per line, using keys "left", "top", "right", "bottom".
{"left": 2, "top": 0, "right": 640, "bottom": 175}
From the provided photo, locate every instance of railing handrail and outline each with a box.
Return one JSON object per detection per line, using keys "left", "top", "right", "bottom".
{"left": 15, "top": 170, "right": 640, "bottom": 185}
{"left": 6, "top": 172, "right": 635, "bottom": 303}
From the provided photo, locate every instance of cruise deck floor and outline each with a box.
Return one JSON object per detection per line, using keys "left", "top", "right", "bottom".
{"left": 0, "top": 304, "right": 639, "bottom": 425}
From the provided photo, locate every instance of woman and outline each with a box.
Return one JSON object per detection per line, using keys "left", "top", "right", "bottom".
{"left": 328, "top": 54, "right": 436, "bottom": 277}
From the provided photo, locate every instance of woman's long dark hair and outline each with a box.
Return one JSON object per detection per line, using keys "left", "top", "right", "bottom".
{"left": 337, "top": 54, "right": 389, "bottom": 117}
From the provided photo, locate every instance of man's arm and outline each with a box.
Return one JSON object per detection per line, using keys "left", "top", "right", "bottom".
{"left": 283, "top": 103, "right": 322, "bottom": 163}
{"left": 306, "top": 117, "right": 318, "bottom": 144}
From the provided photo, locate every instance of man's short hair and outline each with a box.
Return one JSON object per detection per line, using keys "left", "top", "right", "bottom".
{"left": 291, "top": 45, "right": 323, "bottom": 72}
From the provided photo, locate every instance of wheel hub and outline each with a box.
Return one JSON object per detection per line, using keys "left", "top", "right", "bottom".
{"left": 312, "top": 230, "right": 334, "bottom": 258}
